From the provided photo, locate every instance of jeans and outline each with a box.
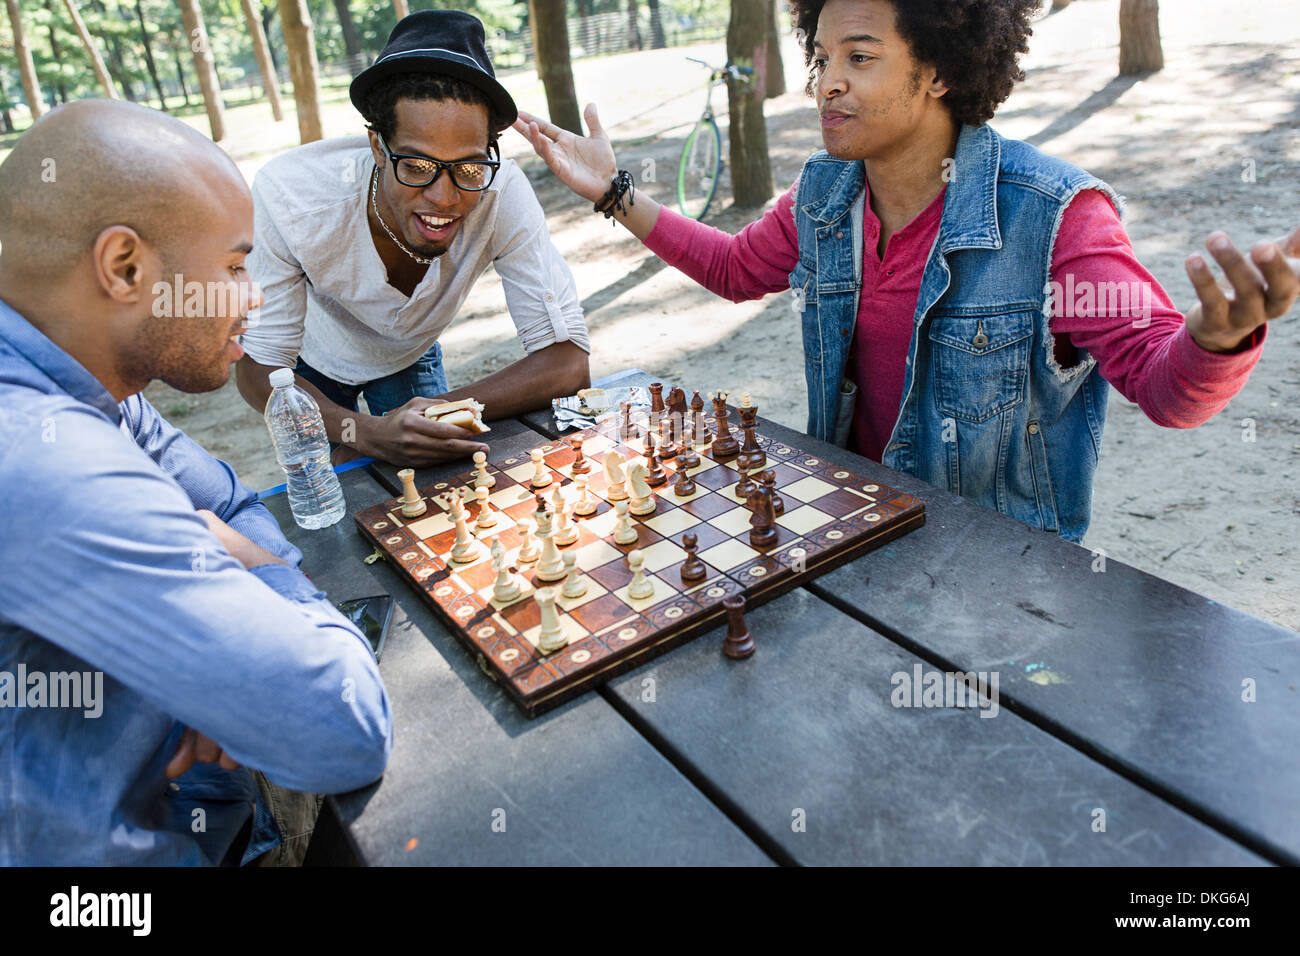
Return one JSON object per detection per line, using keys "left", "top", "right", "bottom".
{"left": 294, "top": 342, "right": 449, "bottom": 418}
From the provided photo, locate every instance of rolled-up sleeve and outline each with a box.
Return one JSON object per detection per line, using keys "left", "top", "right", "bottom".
{"left": 243, "top": 175, "right": 310, "bottom": 370}
{"left": 490, "top": 165, "right": 590, "bottom": 355}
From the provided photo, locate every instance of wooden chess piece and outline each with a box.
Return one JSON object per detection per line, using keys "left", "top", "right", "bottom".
{"left": 722, "top": 594, "right": 755, "bottom": 659}
{"left": 516, "top": 517, "right": 540, "bottom": 564}
{"left": 627, "top": 549, "right": 655, "bottom": 601}
{"left": 398, "top": 468, "right": 427, "bottom": 518}
{"left": 666, "top": 386, "right": 688, "bottom": 419}
{"left": 759, "top": 470, "right": 785, "bottom": 516}
{"left": 680, "top": 531, "right": 707, "bottom": 583}
{"left": 657, "top": 417, "right": 679, "bottom": 459}
{"left": 613, "top": 499, "right": 639, "bottom": 545}
{"left": 710, "top": 391, "right": 739, "bottom": 458}
{"left": 690, "top": 390, "right": 712, "bottom": 445}
{"left": 449, "top": 490, "right": 480, "bottom": 563}
{"left": 644, "top": 436, "right": 668, "bottom": 487}
{"left": 735, "top": 468, "right": 758, "bottom": 502}
{"left": 560, "top": 550, "right": 587, "bottom": 599}
{"left": 738, "top": 395, "right": 766, "bottom": 469}
{"left": 534, "top": 509, "right": 567, "bottom": 582}
{"left": 628, "top": 464, "right": 657, "bottom": 516}
{"left": 748, "top": 485, "right": 778, "bottom": 548}
{"left": 604, "top": 450, "right": 629, "bottom": 501}
{"left": 474, "top": 486, "right": 498, "bottom": 528}
{"left": 491, "top": 537, "right": 522, "bottom": 604}
{"left": 572, "top": 473, "right": 598, "bottom": 516}
{"left": 472, "top": 451, "right": 495, "bottom": 489}
{"left": 648, "top": 382, "right": 665, "bottom": 416}
{"left": 536, "top": 587, "right": 568, "bottom": 653}
{"left": 568, "top": 434, "right": 590, "bottom": 475}
{"left": 551, "top": 486, "right": 579, "bottom": 546}
{"left": 673, "top": 464, "right": 697, "bottom": 498}
{"left": 529, "top": 448, "right": 552, "bottom": 488}
{"left": 619, "top": 400, "right": 637, "bottom": 440}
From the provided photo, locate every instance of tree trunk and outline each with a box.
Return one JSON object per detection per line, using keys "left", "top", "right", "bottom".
{"left": 528, "top": 0, "right": 581, "bottom": 134}
{"left": 42, "top": 0, "right": 69, "bottom": 104}
{"left": 393, "top": 0, "right": 408, "bottom": 19}
{"left": 764, "top": 0, "right": 784, "bottom": 98}
{"left": 1119, "top": 0, "right": 1162, "bottom": 74}
{"left": 178, "top": 0, "right": 225, "bottom": 140}
{"left": 725, "top": 0, "right": 772, "bottom": 207}
{"left": 242, "top": 0, "right": 284, "bottom": 120}
{"left": 0, "top": 73, "right": 14, "bottom": 132}
{"left": 94, "top": 1, "right": 137, "bottom": 101}
{"left": 331, "top": 0, "right": 363, "bottom": 71}
{"left": 626, "top": 0, "right": 641, "bottom": 50}
{"left": 277, "top": 0, "right": 323, "bottom": 143}
{"left": 60, "top": 0, "right": 118, "bottom": 97}
{"left": 5, "top": 0, "right": 45, "bottom": 120}
{"left": 646, "top": 0, "right": 665, "bottom": 48}
{"left": 134, "top": 0, "right": 168, "bottom": 109}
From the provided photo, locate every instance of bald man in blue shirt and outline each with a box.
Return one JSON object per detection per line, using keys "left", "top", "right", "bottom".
{"left": 0, "top": 100, "right": 393, "bottom": 865}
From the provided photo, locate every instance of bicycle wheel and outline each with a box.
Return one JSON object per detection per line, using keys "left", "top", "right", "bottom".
{"left": 677, "top": 116, "right": 722, "bottom": 221}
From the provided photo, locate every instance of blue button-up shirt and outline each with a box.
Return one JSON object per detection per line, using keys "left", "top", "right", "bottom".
{"left": 0, "top": 297, "right": 393, "bottom": 865}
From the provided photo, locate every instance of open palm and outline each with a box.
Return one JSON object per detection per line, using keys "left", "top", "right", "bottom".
{"left": 513, "top": 104, "right": 618, "bottom": 205}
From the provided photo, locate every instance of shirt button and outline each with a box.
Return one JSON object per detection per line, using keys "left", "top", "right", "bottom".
{"left": 544, "top": 292, "right": 554, "bottom": 302}
{"left": 1028, "top": 423, "right": 1040, "bottom": 435}
{"left": 835, "top": 231, "right": 844, "bottom": 239}
{"left": 170, "top": 783, "right": 180, "bottom": 791}
{"left": 841, "top": 328, "right": 850, "bottom": 337}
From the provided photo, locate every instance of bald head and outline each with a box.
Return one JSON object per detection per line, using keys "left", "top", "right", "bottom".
{"left": 0, "top": 99, "right": 246, "bottom": 280}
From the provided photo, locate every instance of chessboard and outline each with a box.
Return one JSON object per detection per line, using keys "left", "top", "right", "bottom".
{"left": 355, "top": 409, "right": 925, "bottom": 716}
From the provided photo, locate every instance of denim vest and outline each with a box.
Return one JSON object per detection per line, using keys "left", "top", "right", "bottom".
{"left": 788, "top": 124, "right": 1121, "bottom": 542}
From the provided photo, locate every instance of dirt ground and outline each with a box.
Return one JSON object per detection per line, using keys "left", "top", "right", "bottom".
{"left": 140, "top": 0, "right": 1299, "bottom": 629}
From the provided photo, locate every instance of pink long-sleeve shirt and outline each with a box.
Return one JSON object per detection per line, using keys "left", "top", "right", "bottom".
{"left": 644, "top": 180, "right": 1266, "bottom": 462}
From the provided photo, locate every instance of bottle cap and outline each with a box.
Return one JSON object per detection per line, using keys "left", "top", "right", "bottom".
{"left": 269, "top": 368, "right": 295, "bottom": 388}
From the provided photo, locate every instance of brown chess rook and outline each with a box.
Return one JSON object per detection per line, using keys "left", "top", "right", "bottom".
{"left": 648, "top": 382, "right": 665, "bottom": 415}
{"left": 723, "top": 594, "right": 755, "bottom": 659}
{"left": 680, "top": 531, "right": 707, "bottom": 582}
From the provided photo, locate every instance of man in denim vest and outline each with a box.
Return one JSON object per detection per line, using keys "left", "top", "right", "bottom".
{"left": 517, "top": 0, "right": 1299, "bottom": 541}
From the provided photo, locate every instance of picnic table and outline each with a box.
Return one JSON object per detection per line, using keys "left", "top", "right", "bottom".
{"left": 263, "top": 370, "right": 1299, "bottom": 866}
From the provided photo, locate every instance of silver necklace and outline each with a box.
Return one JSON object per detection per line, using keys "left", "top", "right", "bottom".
{"left": 370, "top": 165, "right": 433, "bottom": 266}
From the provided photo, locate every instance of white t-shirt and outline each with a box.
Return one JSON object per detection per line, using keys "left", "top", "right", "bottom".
{"left": 243, "top": 135, "right": 589, "bottom": 386}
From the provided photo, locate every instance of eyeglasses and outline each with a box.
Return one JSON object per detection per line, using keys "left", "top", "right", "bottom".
{"left": 373, "top": 130, "right": 500, "bottom": 192}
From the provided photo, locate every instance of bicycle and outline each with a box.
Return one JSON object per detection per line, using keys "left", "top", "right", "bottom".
{"left": 677, "top": 58, "right": 754, "bottom": 221}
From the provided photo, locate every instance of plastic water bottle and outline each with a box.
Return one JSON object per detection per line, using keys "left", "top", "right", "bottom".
{"left": 265, "top": 368, "right": 346, "bottom": 529}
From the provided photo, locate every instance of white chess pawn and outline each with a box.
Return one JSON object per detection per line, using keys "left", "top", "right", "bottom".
{"left": 530, "top": 448, "right": 552, "bottom": 488}
{"left": 475, "top": 486, "right": 498, "bottom": 529}
{"left": 560, "top": 550, "right": 587, "bottom": 598}
{"left": 553, "top": 503, "right": 579, "bottom": 546}
{"left": 604, "top": 450, "right": 628, "bottom": 501}
{"left": 516, "top": 518, "right": 540, "bottom": 564}
{"left": 534, "top": 510, "right": 567, "bottom": 583}
{"left": 490, "top": 537, "right": 522, "bottom": 604}
{"left": 572, "top": 473, "right": 598, "bottom": 517}
{"left": 472, "top": 450, "right": 495, "bottom": 489}
{"left": 536, "top": 587, "right": 568, "bottom": 653}
{"left": 613, "top": 498, "right": 638, "bottom": 545}
{"left": 626, "top": 549, "right": 655, "bottom": 601}
{"left": 628, "top": 463, "right": 656, "bottom": 516}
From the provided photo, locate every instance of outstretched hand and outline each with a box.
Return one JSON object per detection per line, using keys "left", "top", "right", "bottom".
{"left": 513, "top": 104, "right": 618, "bottom": 204}
{"left": 1183, "top": 223, "right": 1300, "bottom": 353}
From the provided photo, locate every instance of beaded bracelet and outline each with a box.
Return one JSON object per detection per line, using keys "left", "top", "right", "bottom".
{"left": 594, "top": 170, "right": 635, "bottom": 221}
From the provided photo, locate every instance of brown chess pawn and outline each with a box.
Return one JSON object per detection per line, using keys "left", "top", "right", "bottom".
{"left": 711, "top": 392, "right": 739, "bottom": 458}
{"left": 620, "top": 400, "right": 636, "bottom": 440}
{"left": 690, "top": 390, "right": 712, "bottom": 444}
{"left": 748, "top": 485, "right": 778, "bottom": 548}
{"left": 759, "top": 470, "right": 785, "bottom": 515}
{"left": 569, "top": 434, "right": 590, "bottom": 474}
{"left": 673, "top": 464, "right": 697, "bottom": 498}
{"left": 644, "top": 436, "right": 668, "bottom": 487}
{"left": 680, "top": 531, "right": 707, "bottom": 583}
{"left": 677, "top": 442, "right": 701, "bottom": 470}
{"left": 722, "top": 594, "right": 755, "bottom": 659}
{"left": 735, "top": 468, "right": 758, "bottom": 502}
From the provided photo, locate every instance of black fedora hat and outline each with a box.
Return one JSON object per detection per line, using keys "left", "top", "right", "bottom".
{"left": 350, "top": 10, "right": 517, "bottom": 132}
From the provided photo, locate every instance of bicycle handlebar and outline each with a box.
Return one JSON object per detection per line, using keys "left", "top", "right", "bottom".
{"left": 685, "top": 57, "right": 756, "bottom": 80}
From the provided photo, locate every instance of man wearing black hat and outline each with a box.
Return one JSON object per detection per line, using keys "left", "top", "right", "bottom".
{"left": 236, "top": 11, "right": 590, "bottom": 466}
